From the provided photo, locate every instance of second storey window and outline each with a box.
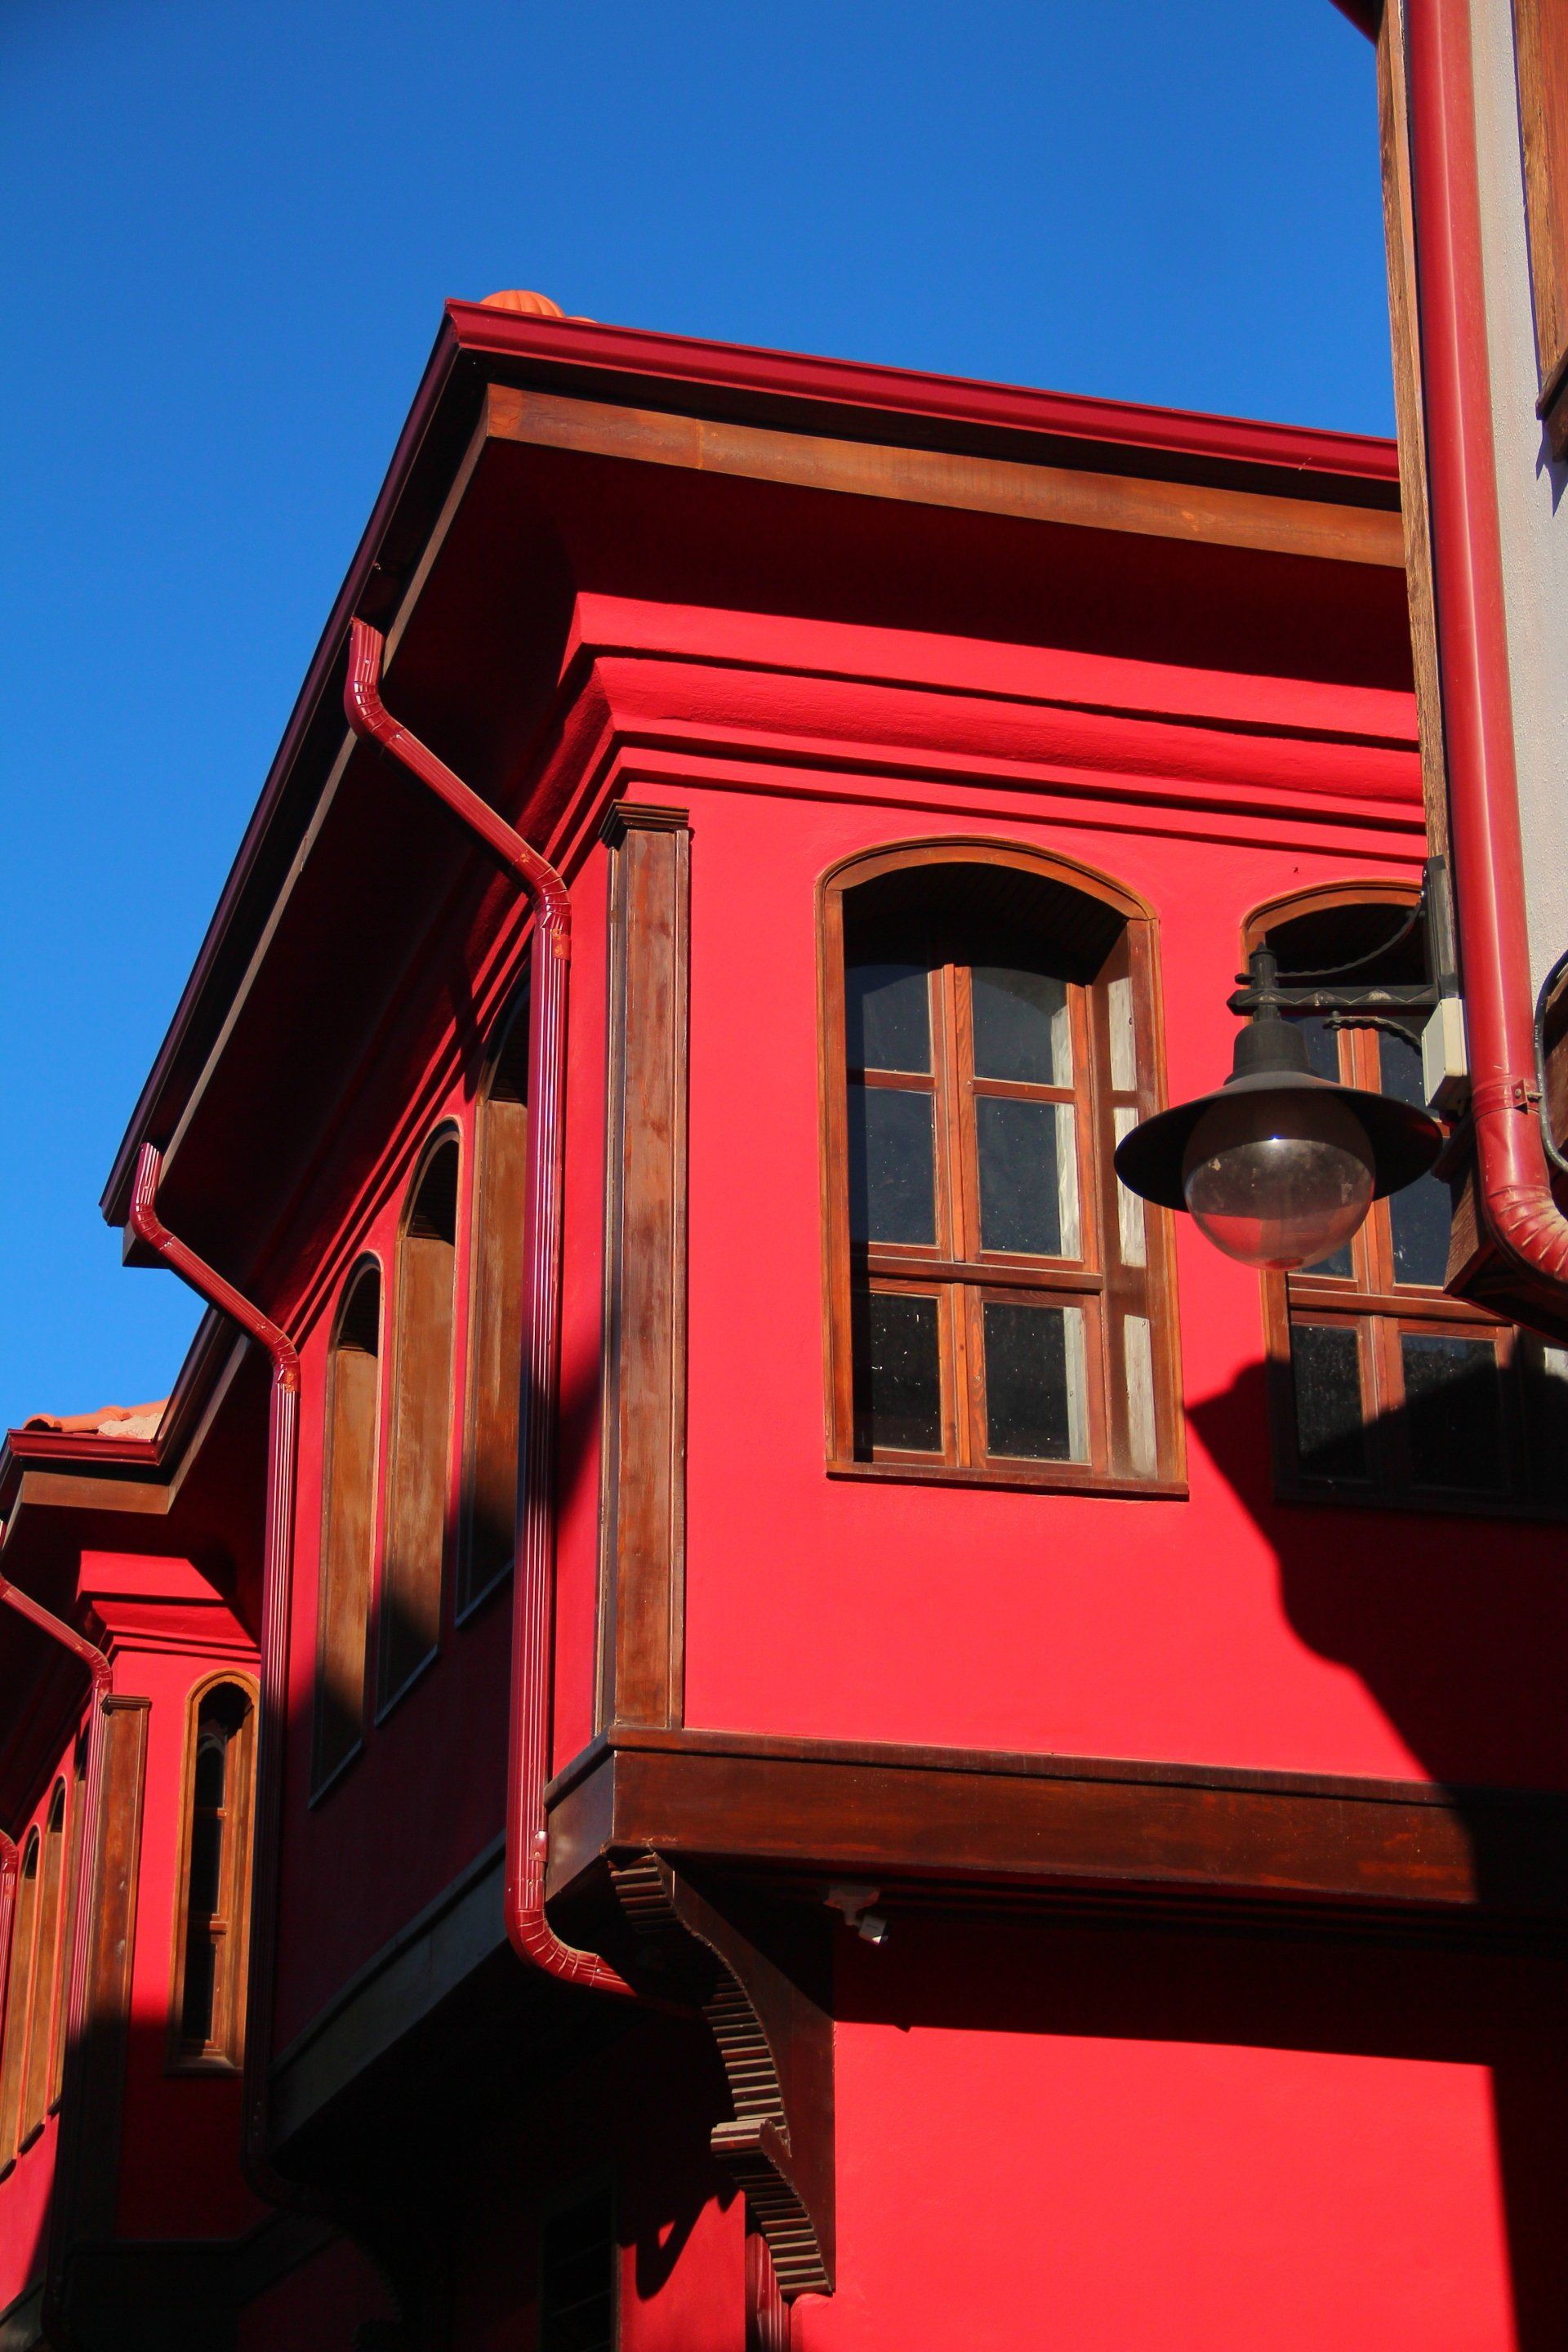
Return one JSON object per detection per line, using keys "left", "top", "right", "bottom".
{"left": 170, "top": 1679, "right": 256, "bottom": 2069}
{"left": 821, "top": 844, "right": 1182, "bottom": 1491}
{"left": 1256, "top": 885, "right": 1568, "bottom": 1512}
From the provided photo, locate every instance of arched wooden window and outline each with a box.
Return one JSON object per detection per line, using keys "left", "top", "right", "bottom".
{"left": 52, "top": 1732, "right": 86, "bottom": 2107}
{"left": 381, "top": 1131, "right": 461, "bottom": 1705}
{"left": 461, "top": 993, "right": 529, "bottom": 1613}
{"left": 822, "top": 842, "right": 1182, "bottom": 1490}
{"left": 0, "top": 1832, "right": 38, "bottom": 2162}
{"left": 314, "top": 1259, "right": 383, "bottom": 1791}
{"left": 170, "top": 1678, "right": 256, "bottom": 2069}
{"left": 1253, "top": 884, "right": 1568, "bottom": 1510}
{"left": 19, "top": 1781, "right": 65, "bottom": 2144}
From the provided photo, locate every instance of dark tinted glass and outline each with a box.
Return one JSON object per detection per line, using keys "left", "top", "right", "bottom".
{"left": 1402, "top": 1334, "right": 1504, "bottom": 1491}
{"left": 982, "top": 1301, "right": 1078, "bottom": 1460}
{"left": 847, "top": 1085, "right": 936, "bottom": 1245}
{"left": 846, "top": 962, "right": 930, "bottom": 1073}
{"left": 1295, "top": 1019, "right": 1354, "bottom": 1276}
{"left": 188, "top": 1810, "right": 223, "bottom": 1918}
{"left": 1379, "top": 1031, "right": 1451, "bottom": 1286}
{"left": 194, "top": 1728, "right": 228, "bottom": 1811}
{"left": 180, "top": 1935, "right": 216, "bottom": 2046}
{"left": 1290, "top": 1323, "right": 1367, "bottom": 1480}
{"left": 977, "top": 1098, "right": 1069, "bottom": 1256}
{"left": 853, "top": 1291, "right": 942, "bottom": 1453}
{"left": 971, "top": 969, "right": 1068, "bottom": 1084}
{"left": 540, "top": 2188, "right": 616, "bottom": 2352}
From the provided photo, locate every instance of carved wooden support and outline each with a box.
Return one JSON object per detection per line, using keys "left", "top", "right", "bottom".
{"left": 608, "top": 1855, "right": 834, "bottom": 2297}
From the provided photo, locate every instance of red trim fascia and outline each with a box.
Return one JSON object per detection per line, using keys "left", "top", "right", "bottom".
{"left": 444, "top": 299, "right": 1401, "bottom": 488}
{"left": 345, "top": 621, "right": 635, "bottom": 2002}
{"left": 1405, "top": 0, "right": 1568, "bottom": 1309}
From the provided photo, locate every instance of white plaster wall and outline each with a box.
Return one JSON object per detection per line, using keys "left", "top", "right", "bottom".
{"left": 1468, "top": 0, "right": 1568, "bottom": 994}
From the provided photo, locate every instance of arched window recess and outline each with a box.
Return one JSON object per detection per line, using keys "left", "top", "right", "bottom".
{"left": 821, "top": 840, "right": 1183, "bottom": 1492}
{"left": 313, "top": 1256, "right": 383, "bottom": 1795}
{"left": 169, "top": 1675, "right": 257, "bottom": 2070}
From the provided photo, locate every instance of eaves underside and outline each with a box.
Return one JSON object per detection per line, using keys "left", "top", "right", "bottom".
{"left": 100, "top": 308, "right": 1403, "bottom": 1236}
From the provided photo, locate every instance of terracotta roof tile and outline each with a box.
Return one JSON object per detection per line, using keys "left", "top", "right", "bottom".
{"left": 20, "top": 1401, "right": 168, "bottom": 1442}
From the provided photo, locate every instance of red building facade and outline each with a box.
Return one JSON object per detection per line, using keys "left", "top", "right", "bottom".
{"left": 3, "top": 296, "right": 1564, "bottom": 2350}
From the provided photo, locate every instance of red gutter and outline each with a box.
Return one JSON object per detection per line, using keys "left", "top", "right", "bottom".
{"left": 126, "top": 1144, "right": 314, "bottom": 2198}
{"left": 344, "top": 619, "right": 635, "bottom": 2000}
{"left": 1405, "top": 0, "right": 1568, "bottom": 1298}
{"left": 0, "top": 1575, "right": 111, "bottom": 2350}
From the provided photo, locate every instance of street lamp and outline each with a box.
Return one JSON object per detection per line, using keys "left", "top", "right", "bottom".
{"left": 1113, "top": 943, "right": 1446, "bottom": 1272}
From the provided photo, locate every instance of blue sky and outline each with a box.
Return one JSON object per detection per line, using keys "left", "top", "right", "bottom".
{"left": 0, "top": 0, "right": 1388, "bottom": 1430}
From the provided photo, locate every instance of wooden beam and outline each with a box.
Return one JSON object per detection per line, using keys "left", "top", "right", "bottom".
{"left": 597, "top": 806, "right": 691, "bottom": 1731}
{"left": 546, "top": 1725, "right": 1568, "bottom": 1927}
{"left": 486, "top": 384, "right": 1405, "bottom": 570}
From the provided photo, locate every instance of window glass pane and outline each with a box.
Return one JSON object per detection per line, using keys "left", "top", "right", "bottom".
{"left": 846, "top": 962, "right": 930, "bottom": 1073}
{"left": 1379, "top": 1030, "right": 1451, "bottom": 1286}
{"left": 1288, "top": 1018, "right": 1356, "bottom": 1272}
{"left": 180, "top": 1935, "right": 217, "bottom": 2047}
{"left": 848, "top": 1085, "right": 936, "bottom": 1245}
{"left": 1107, "top": 975, "right": 1137, "bottom": 1095}
{"left": 1290, "top": 1323, "right": 1368, "bottom": 1480}
{"left": 982, "top": 1300, "right": 1088, "bottom": 1461}
{"left": 853, "top": 1290, "right": 942, "bottom": 1454}
{"left": 194, "top": 1730, "right": 228, "bottom": 1811}
{"left": 1402, "top": 1334, "right": 1505, "bottom": 1491}
{"left": 977, "top": 1098, "right": 1079, "bottom": 1257}
{"left": 970, "top": 969, "right": 1071, "bottom": 1085}
{"left": 188, "top": 1809, "right": 224, "bottom": 1918}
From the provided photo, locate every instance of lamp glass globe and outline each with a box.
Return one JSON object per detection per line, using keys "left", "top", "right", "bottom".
{"left": 1180, "top": 1089, "right": 1376, "bottom": 1271}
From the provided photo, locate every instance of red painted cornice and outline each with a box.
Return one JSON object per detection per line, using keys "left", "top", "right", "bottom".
{"left": 444, "top": 301, "right": 1400, "bottom": 489}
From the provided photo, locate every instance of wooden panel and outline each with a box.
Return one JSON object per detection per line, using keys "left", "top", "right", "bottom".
{"left": 70, "top": 1695, "right": 150, "bottom": 2240}
{"left": 486, "top": 384, "right": 1404, "bottom": 568}
{"left": 598, "top": 808, "right": 691, "bottom": 1731}
{"left": 381, "top": 1138, "right": 459, "bottom": 1707}
{"left": 461, "top": 1004, "right": 530, "bottom": 1611}
{"left": 546, "top": 1724, "right": 1568, "bottom": 1927}
{"left": 1513, "top": 0, "right": 1568, "bottom": 451}
{"left": 0, "top": 1834, "right": 38, "bottom": 2163}
{"left": 18, "top": 1785, "right": 65, "bottom": 2143}
{"left": 314, "top": 1268, "right": 381, "bottom": 1788}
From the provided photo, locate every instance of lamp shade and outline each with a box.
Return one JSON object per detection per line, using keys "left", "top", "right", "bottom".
{"left": 1113, "top": 1019, "right": 1444, "bottom": 1270}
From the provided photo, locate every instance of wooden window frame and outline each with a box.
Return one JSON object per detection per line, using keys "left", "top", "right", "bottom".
{"left": 378, "top": 1125, "right": 462, "bottom": 1716}
{"left": 460, "top": 991, "right": 530, "bottom": 1623}
{"left": 1512, "top": 0, "right": 1568, "bottom": 457}
{"left": 1252, "top": 881, "right": 1567, "bottom": 1518}
{"left": 312, "top": 1257, "right": 384, "bottom": 1797}
{"left": 52, "top": 1733, "right": 87, "bottom": 2110}
{"left": 820, "top": 839, "right": 1184, "bottom": 1496}
{"left": 167, "top": 1673, "right": 257, "bottom": 2074}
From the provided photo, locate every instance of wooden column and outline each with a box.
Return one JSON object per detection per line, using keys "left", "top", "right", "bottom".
{"left": 58, "top": 1695, "right": 150, "bottom": 2245}
{"left": 598, "top": 804, "right": 691, "bottom": 1730}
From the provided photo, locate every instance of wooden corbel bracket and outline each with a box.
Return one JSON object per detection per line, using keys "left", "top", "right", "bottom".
{"left": 608, "top": 1855, "right": 835, "bottom": 2297}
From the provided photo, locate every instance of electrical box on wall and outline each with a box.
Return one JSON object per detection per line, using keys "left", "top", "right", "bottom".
{"left": 1423, "top": 992, "right": 1470, "bottom": 1116}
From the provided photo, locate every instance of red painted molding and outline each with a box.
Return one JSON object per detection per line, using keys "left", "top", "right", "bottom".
{"left": 444, "top": 301, "right": 1400, "bottom": 489}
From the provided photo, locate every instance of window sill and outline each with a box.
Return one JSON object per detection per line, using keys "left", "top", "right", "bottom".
{"left": 828, "top": 1459, "right": 1187, "bottom": 1500}
{"left": 165, "top": 2051, "right": 243, "bottom": 2078}
{"left": 455, "top": 1558, "right": 513, "bottom": 1629}
{"left": 308, "top": 1737, "right": 365, "bottom": 1809}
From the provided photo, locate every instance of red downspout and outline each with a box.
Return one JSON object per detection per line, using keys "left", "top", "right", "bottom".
{"left": 0, "top": 1575, "right": 112, "bottom": 2350}
{"left": 1405, "top": 0, "right": 1568, "bottom": 1295}
{"left": 344, "top": 619, "right": 635, "bottom": 2000}
{"left": 127, "top": 1143, "right": 310, "bottom": 2201}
